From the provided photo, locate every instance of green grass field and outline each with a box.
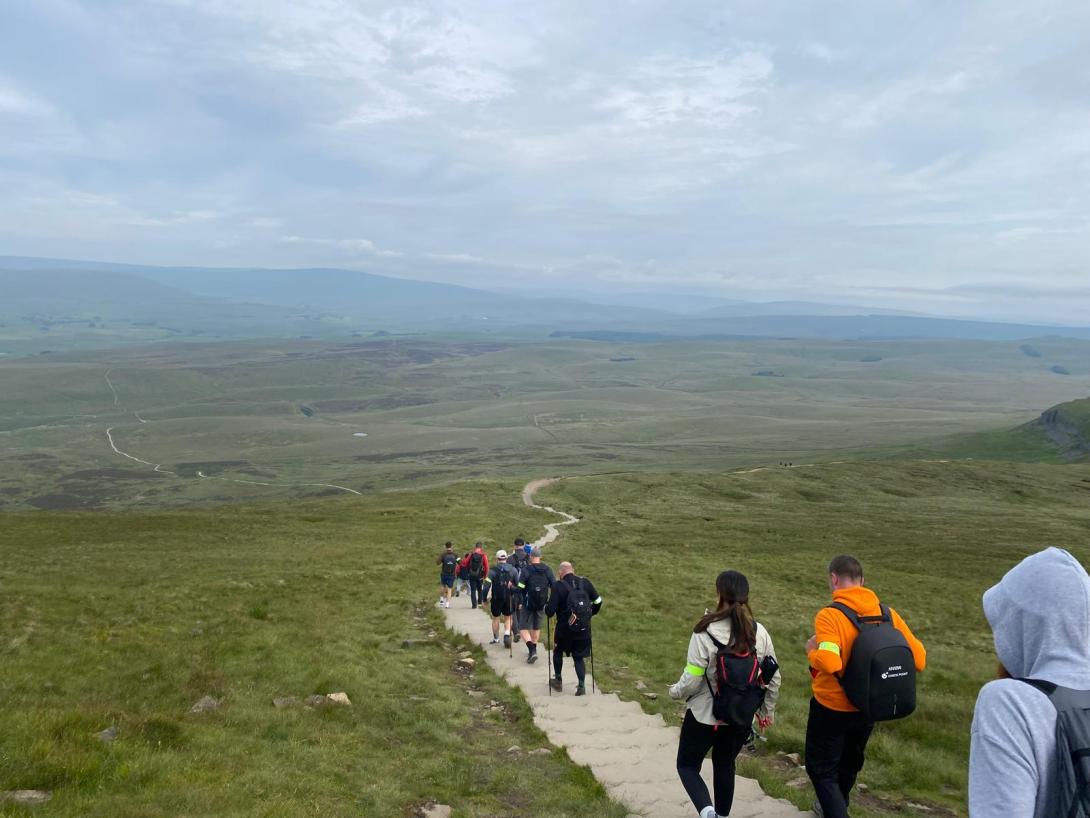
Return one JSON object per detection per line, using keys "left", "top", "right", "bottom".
{"left": 0, "top": 481, "right": 630, "bottom": 817}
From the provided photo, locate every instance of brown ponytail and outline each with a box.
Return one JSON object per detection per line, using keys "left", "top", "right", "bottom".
{"left": 694, "top": 570, "right": 757, "bottom": 653}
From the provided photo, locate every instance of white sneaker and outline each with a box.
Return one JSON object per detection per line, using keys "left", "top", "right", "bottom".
{"left": 700, "top": 807, "right": 716, "bottom": 818}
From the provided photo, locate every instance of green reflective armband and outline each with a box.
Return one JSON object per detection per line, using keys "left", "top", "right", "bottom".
{"left": 593, "top": 596, "right": 603, "bottom": 604}
{"left": 685, "top": 663, "right": 706, "bottom": 677}
{"left": 818, "top": 641, "right": 841, "bottom": 656}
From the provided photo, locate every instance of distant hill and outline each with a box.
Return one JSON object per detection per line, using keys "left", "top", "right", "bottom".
{"left": 5, "top": 255, "right": 1090, "bottom": 346}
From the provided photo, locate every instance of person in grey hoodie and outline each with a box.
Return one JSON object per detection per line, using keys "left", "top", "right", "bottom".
{"left": 969, "top": 546, "right": 1090, "bottom": 817}
{"left": 669, "top": 570, "right": 781, "bottom": 818}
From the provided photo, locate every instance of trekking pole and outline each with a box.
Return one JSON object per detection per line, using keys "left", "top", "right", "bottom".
{"left": 546, "top": 616, "right": 552, "bottom": 696}
{"left": 590, "top": 646, "right": 596, "bottom": 695}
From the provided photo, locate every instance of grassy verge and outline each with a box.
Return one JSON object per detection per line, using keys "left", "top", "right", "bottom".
{"left": 0, "top": 482, "right": 628, "bottom": 818}
{"left": 538, "top": 459, "right": 1090, "bottom": 817}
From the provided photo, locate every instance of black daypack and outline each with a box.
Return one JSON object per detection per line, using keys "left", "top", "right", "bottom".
{"left": 492, "top": 565, "right": 516, "bottom": 603}
{"left": 829, "top": 602, "right": 916, "bottom": 721}
{"left": 468, "top": 552, "right": 484, "bottom": 578}
{"left": 525, "top": 565, "right": 551, "bottom": 612}
{"left": 1020, "top": 679, "right": 1090, "bottom": 818}
{"left": 441, "top": 552, "right": 458, "bottom": 576}
{"left": 566, "top": 578, "right": 593, "bottom": 632}
{"left": 705, "top": 632, "right": 776, "bottom": 729}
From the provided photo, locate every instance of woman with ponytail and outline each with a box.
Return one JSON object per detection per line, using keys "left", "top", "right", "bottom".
{"left": 669, "top": 570, "right": 782, "bottom": 818}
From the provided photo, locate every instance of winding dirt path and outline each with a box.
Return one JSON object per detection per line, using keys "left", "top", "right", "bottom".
{"left": 442, "top": 479, "right": 806, "bottom": 818}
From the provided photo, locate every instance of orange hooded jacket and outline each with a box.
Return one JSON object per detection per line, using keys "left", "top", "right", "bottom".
{"left": 808, "top": 585, "right": 926, "bottom": 712}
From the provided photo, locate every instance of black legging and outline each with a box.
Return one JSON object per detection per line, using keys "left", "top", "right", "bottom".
{"left": 552, "top": 647, "right": 586, "bottom": 684}
{"left": 676, "top": 710, "right": 748, "bottom": 816}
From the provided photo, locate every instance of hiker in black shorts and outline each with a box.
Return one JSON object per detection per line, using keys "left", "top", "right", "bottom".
{"left": 546, "top": 561, "right": 602, "bottom": 696}
{"left": 486, "top": 550, "right": 519, "bottom": 647}
{"left": 436, "top": 541, "right": 459, "bottom": 609}
{"left": 507, "top": 539, "right": 529, "bottom": 642}
{"left": 516, "top": 546, "right": 554, "bottom": 664}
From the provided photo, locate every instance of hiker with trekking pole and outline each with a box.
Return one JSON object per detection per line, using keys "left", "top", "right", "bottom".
{"left": 516, "top": 546, "right": 554, "bottom": 665}
{"left": 485, "top": 550, "right": 519, "bottom": 649}
{"left": 545, "top": 561, "right": 602, "bottom": 697}
{"left": 669, "top": 570, "right": 781, "bottom": 818}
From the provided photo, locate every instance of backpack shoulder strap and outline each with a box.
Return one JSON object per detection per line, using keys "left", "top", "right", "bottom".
{"left": 704, "top": 630, "right": 725, "bottom": 651}
{"left": 1020, "top": 678, "right": 1059, "bottom": 698}
{"left": 828, "top": 602, "right": 862, "bottom": 629}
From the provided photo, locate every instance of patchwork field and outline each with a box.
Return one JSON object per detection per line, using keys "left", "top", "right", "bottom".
{"left": 2, "top": 336, "right": 1088, "bottom": 510}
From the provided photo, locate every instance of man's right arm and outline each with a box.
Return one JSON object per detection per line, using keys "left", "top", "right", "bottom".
{"left": 891, "top": 609, "right": 927, "bottom": 672}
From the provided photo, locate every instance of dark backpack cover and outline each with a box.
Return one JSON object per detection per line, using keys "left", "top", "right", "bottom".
{"left": 492, "top": 565, "right": 516, "bottom": 603}
{"left": 829, "top": 602, "right": 916, "bottom": 722}
{"left": 1020, "top": 679, "right": 1090, "bottom": 818}
{"left": 441, "top": 552, "right": 458, "bottom": 576}
{"left": 468, "top": 552, "right": 484, "bottom": 578}
{"left": 566, "top": 578, "right": 593, "bottom": 632}
{"left": 525, "top": 565, "right": 551, "bottom": 611}
{"left": 705, "top": 632, "right": 769, "bottom": 729}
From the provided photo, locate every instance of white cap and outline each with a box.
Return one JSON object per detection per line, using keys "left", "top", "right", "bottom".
{"left": 496, "top": 549, "right": 508, "bottom": 560}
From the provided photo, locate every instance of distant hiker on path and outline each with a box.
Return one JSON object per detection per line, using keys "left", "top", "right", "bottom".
{"left": 670, "top": 570, "right": 781, "bottom": 818}
{"left": 460, "top": 543, "right": 489, "bottom": 609}
{"left": 436, "top": 541, "right": 458, "bottom": 608}
{"left": 804, "top": 555, "right": 926, "bottom": 818}
{"left": 516, "top": 546, "right": 554, "bottom": 664}
{"left": 454, "top": 551, "right": 470, "bottom": 598}
{"left": 969, "top": 547, "right": 1090, "bottom": 818}
{"left": 486, "top": 550, "right": 519, "bottom": 648}
{"left": 546, "top": 561, "right": 602, "bottom": 696}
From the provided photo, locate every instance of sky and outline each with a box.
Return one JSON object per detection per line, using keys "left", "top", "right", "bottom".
{"left": 1, "top": 0, "right": 1088, "bottom": 323}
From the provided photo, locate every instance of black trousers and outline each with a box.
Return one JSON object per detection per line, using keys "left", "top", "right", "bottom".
{"left": 804, "top": 698, "right": 874, "bottom": 818}
{"left": 552, "top": 646, "right": 586, "bottom": 683}
{"left": 676, "top": 710, "right": 748, "bottom": 816}
{"left": 467, "top": 576, "right": 482, "bottom": 607}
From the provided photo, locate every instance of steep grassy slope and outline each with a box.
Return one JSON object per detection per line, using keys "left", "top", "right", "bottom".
{"left": 0, "top": 482, "right": 627, "bottom": 818}
{"left": 538, "top": 460, "right": 1090, "bottom": 817}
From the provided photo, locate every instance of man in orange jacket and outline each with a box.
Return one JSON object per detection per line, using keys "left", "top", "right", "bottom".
{"left": 804, "top": 555, "right": 926, "bottom": 818}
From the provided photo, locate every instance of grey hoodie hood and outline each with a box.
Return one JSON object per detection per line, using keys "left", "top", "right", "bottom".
{"left": 983, "top": 546, "right": 1090, "bottom": 687}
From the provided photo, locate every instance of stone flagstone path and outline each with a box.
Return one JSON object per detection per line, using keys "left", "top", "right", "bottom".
{"left": 442, "top": 479, "right": 807, "bottom": 818}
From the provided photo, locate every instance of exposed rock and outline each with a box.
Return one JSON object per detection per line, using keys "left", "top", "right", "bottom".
{"left": 467, "top": 690, "right": 485, "bottom": 698}
{"left": 96, "top": 726, "right": 119, "bottom": 743}
{"left": 506, "top": 745, "right": 522, "bottom": 753}
{"left": 906, "top": 804, "right": 932, "bottom": 813}
{"left": 273, "top": 696, "right": 299, "bottom": 709}
{"left": 857, "top": 783, "right": 869, "bottom": 792}
{"left": 529, "top": 747, "right": 551, "bottom": 756}
{"left": 326, "top": 692, "right": 352, "bottom": 707}
{"left": 787, "top": 777, "right": 809, "bottom": 789}
{"left": 421, "top": 804, "right": 452, "bottom": 818}
{"left": 1, "top": 791, "right": 52, "bottom": 805}
{"left": 189, "top": 696, "right": 222, "bottom": 714}
{"left": 457, "top": 657, "right": 476, "bottom": 670}
{"left": 642, "top": 692, "right": 658, "bottom": 700}
{"left": 305, "top": 694, "right": 328, "bottom": 707}
{"left": 634, "top": 680, "right": 648, "bottom": 690}
{"left": 786, "top": 752, "right": 801, "bottom": 766}
{"left": 402, "top": 639, "right": 426, "bottom": 648}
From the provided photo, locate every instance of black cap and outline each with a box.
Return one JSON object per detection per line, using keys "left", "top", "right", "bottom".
{"left": 514, "top": 537, "right": 525, "bottom": 546}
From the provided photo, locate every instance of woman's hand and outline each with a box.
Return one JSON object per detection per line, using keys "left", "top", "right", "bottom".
{"left": 756, "top": 714, "right": 773, "bottom": 731}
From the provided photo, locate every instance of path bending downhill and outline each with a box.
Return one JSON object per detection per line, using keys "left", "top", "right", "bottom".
{"left": 442, "top": 479, "right": 806, "bottom": 818}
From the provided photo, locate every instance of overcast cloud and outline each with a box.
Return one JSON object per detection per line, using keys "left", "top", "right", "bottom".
{"left": 1, "top": 1, "right": 1088, "bottom": 322}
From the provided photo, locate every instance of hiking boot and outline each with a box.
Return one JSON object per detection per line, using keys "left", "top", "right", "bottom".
{"left": 575, "top": 684, "right": 586, "bottom": 696}
{"left": 527, "top": 653, "right": 538, "bottom": 664}
{"left": 503, "top": 634, "right": 511, "bottom": 649}
{"left": 549, "top": 677, "right": 563, "bottom": 692}
{"left": 513, "top": 632, "right": 520, "bottom": 643}
{"left": 490, "top": 637, "right": 500, "bottom": 644}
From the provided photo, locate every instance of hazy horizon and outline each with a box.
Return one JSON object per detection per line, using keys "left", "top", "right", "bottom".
{"left": 1, "top": 2, "right": 1088, "bottom": 324}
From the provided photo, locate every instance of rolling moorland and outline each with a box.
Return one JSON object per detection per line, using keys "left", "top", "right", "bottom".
{"left": 2, "top": 287, "right": 1089, "bottom": 815}
{"left": 1, "top": 335, "right": 1088, "bottom": 511}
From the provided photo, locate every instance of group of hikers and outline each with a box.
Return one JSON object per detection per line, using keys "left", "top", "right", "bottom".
{"left": 438, "top": 538, "right": 603, "bottom": 695}
{"left": 441, "top": 538, "right": 1089, "bottom": 818}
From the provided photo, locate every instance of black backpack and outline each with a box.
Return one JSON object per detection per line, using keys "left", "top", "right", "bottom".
{"left": 492, "top": 565, "right": 516, "bottom": 603}
{"left": 468, "top": 552, "right": 484, "bottom": 578}
{"left": 566, "top": 578, "right": 593, "bottom": 632}
{"left": 705, "top": 632, "right": 776, "bottom": 729}
{"left": 441, "top": 551, "right": 458, "bottom": 576}
{"left": 829, "top": 602, "right": 916, "bottom": 721}
{"left": 510, "top": 550, "right": 528, "bottom": 569}
{"left": 525, "top": 564, "right": 551, "bottom": 612}
{"left": 1020, "top": 679, "right": 1090, "bottom": 818}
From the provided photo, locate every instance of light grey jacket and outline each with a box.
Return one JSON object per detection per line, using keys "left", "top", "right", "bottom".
{"left": 969, "top": 547, "right": 1090, "bottom": 818}
{"left": 668, "top": 617, "right": 781, "bottom": 726}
